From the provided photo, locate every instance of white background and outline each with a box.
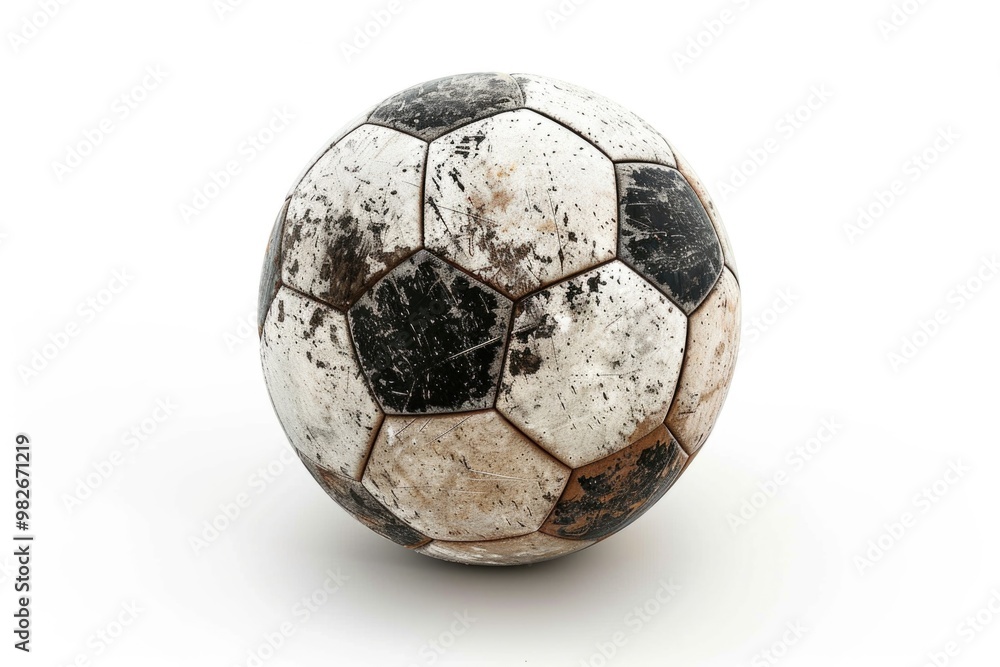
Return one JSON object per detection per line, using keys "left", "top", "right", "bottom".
{"left": 2, "top": 0, "right": 999, "bottom": 665}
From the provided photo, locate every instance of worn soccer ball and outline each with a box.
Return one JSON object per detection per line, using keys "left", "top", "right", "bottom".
{"left": 258, "top": 73, "right": 740, "bottom": 566}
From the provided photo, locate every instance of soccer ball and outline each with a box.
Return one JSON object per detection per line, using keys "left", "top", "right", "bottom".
{"left": 258, "top": 73, "right": 740, "bottom": 566}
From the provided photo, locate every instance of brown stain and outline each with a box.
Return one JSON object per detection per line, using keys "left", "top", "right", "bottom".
{"left": 536, "top": 217, "right": 557, "bottom": 234}
{"left": 458, "top": 163, "right": 534, "bottom": 294}
{"left": 539, "top": 426, "right": 689, "bottom": 541}
{"left": 492, "top": 163, "right": 517, "bottom": 180}
{"left": 467, "top": 164, "right": 517, "bottom": 216}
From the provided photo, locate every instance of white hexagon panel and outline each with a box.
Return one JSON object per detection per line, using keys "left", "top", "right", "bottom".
{"left": 260, "top": 287, "right": 383, "bottom": 480}
{"left": 424, "top": 108, "right": 617, "bottom": 299}
{"left": 362, "top": 411, "right": 570, "bottom": 541}
{"left": 496, "top": 261, "right": 688, "bottom": 468}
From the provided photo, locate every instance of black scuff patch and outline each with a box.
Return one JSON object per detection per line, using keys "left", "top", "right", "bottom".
{"left": 617, "top": 164, "right": 723, "bottom": 314}
{"left": 258, "top": 200, "right": 289, "bottom": 334}
{"left": 368, "top": 73, "right": 524, "bottom": 141}
{"left": 348, "top": 251, "right": 513, "bottom": 414}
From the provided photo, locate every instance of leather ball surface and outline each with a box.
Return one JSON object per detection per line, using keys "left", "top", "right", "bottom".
{"left": 258, "top": 72, "right": 740, "bottom": 566}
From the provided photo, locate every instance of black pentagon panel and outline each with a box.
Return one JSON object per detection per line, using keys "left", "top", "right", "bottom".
{"left": 297, "top": 453, "right": 429, "bottom": 549}
{"left": 616, "top": 163, "right": 724, "bottom": 314}
{"left": 540, "top": 427, "right": 688, "bottom": 541}
{"left": 258, "top": 200, "right": 289, "bottom": 335}
{"left": 348, "top": 250, "right": 513, "bottom": 414}
{"left": 368, "top": 72, "right": 524, "bottom": 141}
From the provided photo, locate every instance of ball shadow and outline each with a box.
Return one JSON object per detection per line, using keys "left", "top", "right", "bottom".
{"left": 279, "top": 492, "right": 707, "bottom": 648}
